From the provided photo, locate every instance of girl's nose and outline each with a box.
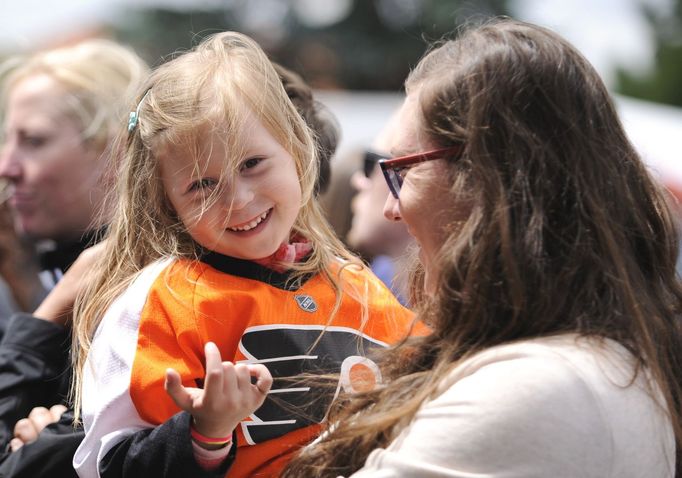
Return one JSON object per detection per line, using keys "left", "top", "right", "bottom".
{"left": 383, "top": 194, "right": 402, "bottom": 222}
{"left": 228, "top": 180, "right": 255, "bottom": 211}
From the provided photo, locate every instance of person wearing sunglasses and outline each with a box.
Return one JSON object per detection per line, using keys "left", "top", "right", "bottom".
{"left": 283, "top": 18, "right": 682, "bottom": 477}
{"left": 347, "top": 111, "right": 414, "bottom": 304}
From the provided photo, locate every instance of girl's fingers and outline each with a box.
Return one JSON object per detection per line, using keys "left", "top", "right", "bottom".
{"left": 203, "top": 342, "right": 224, "bottom": 397}
{"left": 164, "top": 368, "right": 192, "bottom": 411}
{"left": 221, "top": 362, "right": 238, "bottom": 394}
{"left": 233, "top": 364, "right": 255, "bottom": 393}
{"left": 247, "top": 364, "right": 273, "bottom": 395}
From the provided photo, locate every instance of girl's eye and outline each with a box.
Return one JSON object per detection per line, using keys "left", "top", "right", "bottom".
{"left": 187, "top": 178, "right": 217, "bottom": 193}
{"left": 240, "top": 157, "right": 263, "bottom": 171}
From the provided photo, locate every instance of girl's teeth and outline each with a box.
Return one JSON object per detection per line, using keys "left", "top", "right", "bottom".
{"left": 229, "top": 210, "right": 269, "bottom": 232}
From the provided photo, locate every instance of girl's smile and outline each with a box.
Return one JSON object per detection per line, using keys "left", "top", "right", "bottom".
{"left": 226, "top": 208, "right": 271, "bottom": 233}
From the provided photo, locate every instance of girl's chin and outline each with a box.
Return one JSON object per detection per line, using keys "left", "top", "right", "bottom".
{"left": 234, "top": 243, "right": 284, "bottom": 262}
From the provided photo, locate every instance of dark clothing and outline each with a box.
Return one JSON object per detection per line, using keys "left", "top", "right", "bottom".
{"left": 0, "top": 231, "right": 100, "bottom": 339}
{"left": 36, "top": 230, "right": 102, "bottom": 290}
{"left": 0, "top": 314, "right": 232, "bottom": 477}
{"left": 100, "top": 413, "right": 234, "bottom": 478}
{"left": 0, "top": 231, "right": 98, "bottom": 475}
{"left": 0, "top": 314, "right": 75, "bottom": 477}
{"left": 0, "top": 314, "right": 71, "bottom": 448}
{"left": 0, "top": 412, "right": 83, "bottom": 478}
{"left": 0, "top": 230, "right": 238, "bottom": 476}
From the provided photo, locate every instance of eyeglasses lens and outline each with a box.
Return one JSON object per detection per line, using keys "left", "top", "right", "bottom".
{"left": 389, "top": 169, "right": 403, "bottom": 196}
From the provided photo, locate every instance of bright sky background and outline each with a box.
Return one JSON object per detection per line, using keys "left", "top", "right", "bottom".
{"left": 511, "top": 0, "right": 674, "bottom": 85}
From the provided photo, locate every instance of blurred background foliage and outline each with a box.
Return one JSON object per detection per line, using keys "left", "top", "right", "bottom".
{"left": 113, "top": 0, "right": 511, "bottom": 90}
{"left": 616, "top": 0, "right": 682, "bottom": 106}
{"left": 108, "top": 0, "right": 682, "bottom": 107}
{"left": 1, "top": 0, "right": 678, "bottom": 106}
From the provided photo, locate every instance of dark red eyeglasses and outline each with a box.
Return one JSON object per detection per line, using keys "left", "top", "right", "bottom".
{"left": 378, "top": 145, "right": 464, "bottom": 198}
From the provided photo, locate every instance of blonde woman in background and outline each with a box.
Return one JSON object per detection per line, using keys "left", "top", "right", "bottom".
{"left": 0, "top": 39, "right": 148, "bottom": 324}
{"left": 0, "top": 39, "right": 148, "bottom": 477}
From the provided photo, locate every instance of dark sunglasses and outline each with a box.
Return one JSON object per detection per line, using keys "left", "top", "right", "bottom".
{"left": 362, "top": 150, "right": 389, "bottom": 178}
{"left": 379, "top": 145, "right": 464, "bottom": 198}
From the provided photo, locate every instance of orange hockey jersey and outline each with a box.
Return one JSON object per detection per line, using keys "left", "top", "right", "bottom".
{"left": 74, "top": 252, "right": 419, "bottom": 477}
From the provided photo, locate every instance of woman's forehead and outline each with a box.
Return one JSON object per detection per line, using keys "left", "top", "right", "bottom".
{"left": 4, "top": 74, "right": 82, "bottom": 134}
{"left": 8, "top": 74, "right": 68, "bottom": 112}
{"left": 391, "top": 94, "right": 431, "bottom": 157}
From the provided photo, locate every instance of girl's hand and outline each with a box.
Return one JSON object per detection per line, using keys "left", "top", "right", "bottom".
{"left": 164, "top": 342, "right": 272, "bottom": 439}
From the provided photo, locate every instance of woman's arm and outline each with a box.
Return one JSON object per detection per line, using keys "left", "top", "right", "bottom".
{"left": 347, "top": 351, "right": 612, "bottom": 478}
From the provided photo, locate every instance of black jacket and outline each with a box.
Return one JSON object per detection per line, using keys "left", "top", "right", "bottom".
{"left": 0, "top": 314, "right": 234, "bottom": 477}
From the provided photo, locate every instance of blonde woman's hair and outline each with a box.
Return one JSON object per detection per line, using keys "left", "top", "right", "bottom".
{"left": 72, "top": 32, "right": 362, "bottom": 419}
{"left": 1, "top": 39, "right": 149, "bottom": 150}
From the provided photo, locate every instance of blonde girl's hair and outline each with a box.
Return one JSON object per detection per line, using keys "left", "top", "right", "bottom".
{"left": 0, "top": 39, "right": 149, "bottom": 150}
{"left": 282, "top": 18, "right": 682, "bottom": 477}
{"left": 72, "top": 32, "right": 362, "bottom": 419}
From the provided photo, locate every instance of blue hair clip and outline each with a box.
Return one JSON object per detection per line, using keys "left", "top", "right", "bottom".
{"left": 128, "top": 89, "right": 151, "bottom": 133}
{"left": 127, "top": 111, "right": 139, "bottom": 133}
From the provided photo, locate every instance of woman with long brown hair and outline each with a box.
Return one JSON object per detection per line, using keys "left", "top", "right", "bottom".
{"left": 283, "top": 18, "right": 682, "bottom": 477}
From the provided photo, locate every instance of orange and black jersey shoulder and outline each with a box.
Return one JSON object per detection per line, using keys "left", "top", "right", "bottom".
{"left": 75, "top": 252, "right": 421, "bottom": 478}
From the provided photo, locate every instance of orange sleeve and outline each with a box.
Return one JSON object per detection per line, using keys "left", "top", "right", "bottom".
{"left": 129, "top": 262, "right": 207, "bottom": 424}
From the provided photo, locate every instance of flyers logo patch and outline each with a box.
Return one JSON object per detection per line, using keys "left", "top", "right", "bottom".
{"left": 237, "top": 326, "right": 386, "bottom": 445}
{"left": 294, "top": 294, "right": 317, "bottom": 312}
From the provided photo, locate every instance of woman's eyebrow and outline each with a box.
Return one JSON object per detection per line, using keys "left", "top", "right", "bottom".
{"left": 389, "top": 149, "right": 409, "bottom": 157}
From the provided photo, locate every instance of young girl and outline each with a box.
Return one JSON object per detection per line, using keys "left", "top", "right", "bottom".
{"left": 71, "top": 33, "right": 415, "bottom": 477}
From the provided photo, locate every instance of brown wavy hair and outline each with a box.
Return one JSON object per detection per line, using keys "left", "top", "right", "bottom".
{"left": 282, "top": 18, "right": 682, "bottom": 476}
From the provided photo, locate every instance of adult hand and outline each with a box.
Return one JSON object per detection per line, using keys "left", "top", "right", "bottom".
{"left": 164, "top": 342, "right": 272, "bottom": 443}
{"left": 9, "top": 404, "right": 68, "bottom": 451}
{"left": 33, "top": 241, "right": 106, "bottom": 326}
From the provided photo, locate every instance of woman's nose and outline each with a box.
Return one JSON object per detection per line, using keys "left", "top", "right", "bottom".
{"left": 383, "top": 194, "right": 401, "bottom": 222}
{"left": 0, "top": 143, "right": 23, "bottom": 181}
